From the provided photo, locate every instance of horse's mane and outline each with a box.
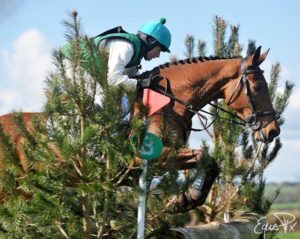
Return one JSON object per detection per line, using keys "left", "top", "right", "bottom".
{"left": 137, "top": 55, "right": 241, "bottom": 79}
{"left": 159, "top": 55, "right": 240, "bottom": 69}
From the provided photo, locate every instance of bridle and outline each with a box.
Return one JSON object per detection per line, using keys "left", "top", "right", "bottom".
{"left": 233, "top": 58, "right": 279, "bottom": 131}
{"left": 148, "top": 58, "right": 279, "bottom": 132}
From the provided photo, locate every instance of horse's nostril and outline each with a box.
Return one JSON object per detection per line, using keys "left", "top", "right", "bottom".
{"left": 268, "top": 129, "right": 280, "bottom": 141}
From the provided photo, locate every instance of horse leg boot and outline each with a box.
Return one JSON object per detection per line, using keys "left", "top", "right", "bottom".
{"left": 167, "top": 155, "right": 219, "bottom": 213}
{"left": 188, "top": 160, "right": 219, "bottom": 208}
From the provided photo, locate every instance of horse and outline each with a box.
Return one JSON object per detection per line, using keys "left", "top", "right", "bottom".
{"left": 132, "top": 46, "right": 280, "bottom": 212}
{"left": 0, "top": 46, "right": 280, "bottom": 213}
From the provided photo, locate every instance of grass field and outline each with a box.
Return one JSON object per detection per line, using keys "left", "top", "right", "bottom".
{"left": 265, "top": 183, "right": 300, "bottom": 205}
{"left": 276, "top": 231, "right": 300, "bottom": 239}
{"left": 265, "top": 183, "right": 300, "bottom": 238}
{"left": 272, "top": 201, "right": 300, "bottom": 210}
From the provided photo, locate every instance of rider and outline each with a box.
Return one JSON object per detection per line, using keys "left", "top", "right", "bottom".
{"left": 95, "top": 17, "right": 171, "bottom": 89}
{"left": 62, "top": 17, "right": 171, "bottom": 106}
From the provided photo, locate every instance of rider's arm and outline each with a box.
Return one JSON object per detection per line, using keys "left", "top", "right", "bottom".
{"left": 106, "top": 39, "right": 138, "bottom": 88}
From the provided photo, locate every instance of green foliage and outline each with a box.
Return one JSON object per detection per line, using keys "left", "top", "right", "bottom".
{"left": 184, "top": 34, "right": 195, "bottom": 59}
{"left": 183, "top": 33, "right": 207, "bottom": 59}
{"left": 247, "top": 40, "right": 257, "bottom": 56}
{"left": 213, "top": 16, "right": 227, "bottom": 57}
{"left": 213, "top": 16, "right": 242, "bottom": 58}
{"left": 268, "top": 62, "right": 294, "bottom": 126}
{"left": 197, "top": 40, "right": 206, "bottom": 57}
{"left": 226, "top": 25, "right": 242, "bottom": 57}
{"left": 0, "top": 11, "right": 146, "bottom": 239}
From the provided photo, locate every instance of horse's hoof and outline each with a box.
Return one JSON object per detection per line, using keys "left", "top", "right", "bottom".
{"left": 164, "top": 192, "right": 196, "bottom": 214}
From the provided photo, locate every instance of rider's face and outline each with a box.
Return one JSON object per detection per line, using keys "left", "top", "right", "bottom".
{"left": 144, "top": 46, "right": 162, "bottom": 61}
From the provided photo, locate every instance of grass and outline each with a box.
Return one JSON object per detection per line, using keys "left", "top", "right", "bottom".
{"left": 272, "top": 201, "right": 300, "bottom": 210}
{"left": 265, "top": 183, "right": 300, "bottom": 205}
{"left": 276, "top": 231, "right": 300, "bottom": 239}
{"left": 267, "top": 197, "right": 300, "bottom": 238}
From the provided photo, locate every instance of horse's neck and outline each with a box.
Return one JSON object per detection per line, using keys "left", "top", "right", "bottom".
{"left": 161, "top": 58, "right": 241, "bottom": 118}
{"left": 195, "top": 59, "right": 240, "bottom": 106}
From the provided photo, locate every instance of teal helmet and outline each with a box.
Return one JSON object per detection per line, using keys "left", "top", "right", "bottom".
{"left": 138, "top": 18, "right": 171, "bottom": 52}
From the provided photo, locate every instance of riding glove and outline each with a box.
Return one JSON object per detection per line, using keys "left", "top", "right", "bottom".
{"left": 139, "top": 77, "right": 152, "bottom": 88}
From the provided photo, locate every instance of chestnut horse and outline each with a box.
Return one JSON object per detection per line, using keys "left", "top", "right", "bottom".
{"left": 0, "top": 47, "right": 280, "bottom": 212}
{"left": 133, "top": 46, "right": 280, "bottom": 212}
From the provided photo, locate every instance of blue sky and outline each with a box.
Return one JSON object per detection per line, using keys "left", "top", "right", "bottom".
{"left": 0, "top": 0, "right": 299, "bottom": 182}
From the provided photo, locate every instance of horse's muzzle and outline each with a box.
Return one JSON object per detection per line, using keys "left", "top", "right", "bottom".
{"left": 266, "top": 128, "right": 280, "bottom": 142}
{"left": 255, "top": 127, "right": 280, "bottom": 143}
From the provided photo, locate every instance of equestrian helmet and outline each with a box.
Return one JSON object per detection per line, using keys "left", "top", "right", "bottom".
{"left": 138, "top": 18, "right": 171, "bottom": 52}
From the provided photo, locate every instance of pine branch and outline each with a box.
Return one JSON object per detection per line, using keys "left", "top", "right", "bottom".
{"left": 184, "top": 34, "right": 195, "bottom": 59}
{"left": 213, "top": 16, "right": 227, "bottom": 57}
{"left": 197, "top": 39, "right": 206, "bottom": 57}
{"left": 269, "top": 63, "right": 280, "bottom": 102}
{"left": 246, "top": 40, "right": 256, "bottom": 56}
{"left": 56, "top": 221, "right": 70, "bottom": 239}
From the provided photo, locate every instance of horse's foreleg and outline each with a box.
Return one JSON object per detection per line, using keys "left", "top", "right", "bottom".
{"left": 163, "top": 148, "right": 220, "bottom": 214}
{"left": 157, "top": 148, "right": 204, "bottom": 170}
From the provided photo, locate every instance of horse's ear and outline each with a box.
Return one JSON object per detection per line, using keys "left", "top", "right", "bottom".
{"left": 258, "top": 48, "right": 270, "bottom": 65}
{"left": 252, "top": 46, "right": 270, "bottom": 66}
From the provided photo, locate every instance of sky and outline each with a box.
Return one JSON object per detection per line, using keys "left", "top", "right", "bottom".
{"left": 0, "top": 0, "right": 299, "bottom": 182}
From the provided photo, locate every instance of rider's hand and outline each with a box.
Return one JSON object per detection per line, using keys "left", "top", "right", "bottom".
{"left": 139, "top": 77, "right": 152, "bottom": 88}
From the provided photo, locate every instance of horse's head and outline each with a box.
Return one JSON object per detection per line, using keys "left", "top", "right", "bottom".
{"left": 224, "top": 46, "right": 280, "bottom": 143}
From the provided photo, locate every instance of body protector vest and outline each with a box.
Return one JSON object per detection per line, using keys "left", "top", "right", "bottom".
{"left": 93, "top": 27, "right": 144, "bottom": 68}
{"left": 62, "top": 26, "right": 144, "bottom": 76}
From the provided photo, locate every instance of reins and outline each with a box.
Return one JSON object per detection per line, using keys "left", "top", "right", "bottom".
{"left": 152, "top": 85, "right": 245, "bottom": 131}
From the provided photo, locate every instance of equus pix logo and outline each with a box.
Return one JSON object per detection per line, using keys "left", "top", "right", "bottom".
{"left": 254, "top": 212, "right": 298, "bottom": 237}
